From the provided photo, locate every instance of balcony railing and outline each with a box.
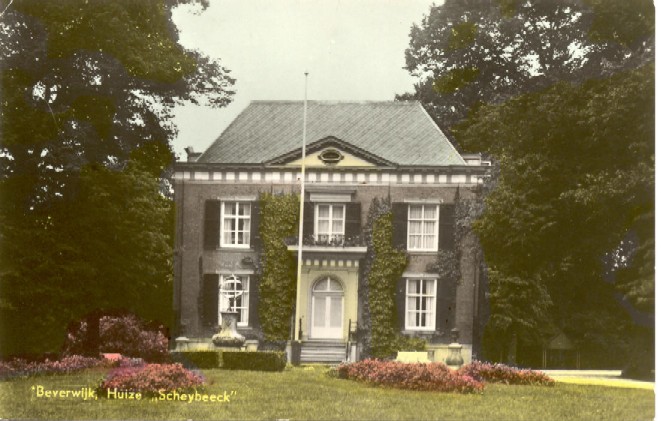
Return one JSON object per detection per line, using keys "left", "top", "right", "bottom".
{"left": 284, "top": 234, "right": 365, "bottom": 248}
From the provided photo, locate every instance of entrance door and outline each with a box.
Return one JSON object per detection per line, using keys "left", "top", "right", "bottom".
{"left": 311, "top": 277, "right": 344, "bottom": 339}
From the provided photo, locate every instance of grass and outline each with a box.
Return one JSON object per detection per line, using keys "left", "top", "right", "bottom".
{"left": 0, "top": 366, "right": 654, "bottom": 420}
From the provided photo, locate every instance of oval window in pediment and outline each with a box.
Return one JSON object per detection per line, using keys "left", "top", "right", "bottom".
{"left": 319, "top": 148, "right": 343, "bottom": 165}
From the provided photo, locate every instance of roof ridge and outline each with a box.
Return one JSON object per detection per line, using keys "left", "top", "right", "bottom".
{"left": 250, "top": 100, "right": 419, "bottom": 105}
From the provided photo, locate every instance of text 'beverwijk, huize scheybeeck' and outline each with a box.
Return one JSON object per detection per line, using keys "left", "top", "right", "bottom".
{"left": 30, "top": 385, "right": 237, "bottom": 403}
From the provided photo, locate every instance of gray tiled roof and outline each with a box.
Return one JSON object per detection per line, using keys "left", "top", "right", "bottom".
{"left": 198, "top": 101, "right": 466, "bottom": 166}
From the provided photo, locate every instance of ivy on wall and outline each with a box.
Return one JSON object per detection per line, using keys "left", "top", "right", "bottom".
{"left": 361, "top": 198, "right": 425, "bottom": 359}
{"left": 257, "top": 193, "right": 299, "bottom": 341}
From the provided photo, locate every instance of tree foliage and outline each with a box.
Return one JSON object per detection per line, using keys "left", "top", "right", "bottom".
{"left": 0, "top": 0, "right": 235, "bottom": 356}
{"left": 401, "top": 0, "right": 654, "bottom": 130}
{"left": 403, "top": 0, "right": 653, "bottom": 368}
{"left": 0, "top": 162, "right": 175, "bottom": 355}
{"left": 456, "top": 63, "right": 654, "bottom": 365}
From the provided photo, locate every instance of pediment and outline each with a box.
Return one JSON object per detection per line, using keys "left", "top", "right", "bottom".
{"left": 265, "top": 136, "right": 396, "bottom": 168}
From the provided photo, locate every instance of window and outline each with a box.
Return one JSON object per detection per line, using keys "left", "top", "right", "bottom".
{"left": 405, "top": 279, "right": 436, "bottom": 330}
{"left": 219, "top": 275, "right": 250, "bottom": 327}
{"left": 407, "top": 204, "right": 438, "bottom": 251}
{"left": 221, "top": 202, "right": 251, "bottom": 248}
{"left": 315, "top": 204, "right": 345, "bottom": 243}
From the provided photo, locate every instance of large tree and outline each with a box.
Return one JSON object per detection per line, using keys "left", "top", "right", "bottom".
{"left": 401, "top": 0, "right": 654, "bottom": 130}
{"left": 456, "top": 63, "right": 654, "bottom": 366}
{"left": 0, "top": 0, "right": 235, "bottom": 356}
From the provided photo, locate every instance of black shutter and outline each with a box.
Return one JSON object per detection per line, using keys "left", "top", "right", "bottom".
{"left": 249, "top": 276, "right": 259, "bottom": 329}
{"left": 345, "top": 202, "right": 361, "bottom": 239}
{"left": 396, "top": 278, "right": 407, "bottom": 331}
{"left": 302, "top": 202, "right": 314, "bottom": 239}
{"left": 201, "top": 274, "right": 219, "bottom": 328}
{"left": 203, "top": 200, "right": 221, "bottom": 250}
{"left": 436, "top": 279, "right": 455, "bottom": 335}
{"left": 250, "top": 201, "right": 260, "bottom": 249}
{"left": 392, "top": 203, "right": 408, "bottom": 249}
{"left": 438, "top": 204, "right": 455, "bottom": 251}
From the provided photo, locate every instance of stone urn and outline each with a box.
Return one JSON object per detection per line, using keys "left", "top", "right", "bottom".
{"left": 445, "top": 328, "right": 464, "bottom": 369}
{"left": 212, "top": 311, "right": 245, "bottom": 348}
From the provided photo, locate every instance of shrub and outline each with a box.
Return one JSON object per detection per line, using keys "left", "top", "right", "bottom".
{"left": 337, "top": 359, "right": 483, "bottom": 393}
{"left": 457, "top": 361, "right": 554, "bottom": 386}
{"left": 170, "top": 351, "right": 221, "bottom": 369}
{"left": 98, "top": 363, "right": 204, "bottom": 397}
{"left": 0, "top": 355, "right": 106, "bottom": 379}
{"left": 395, "top": 336, "right": 427, "bottom": 352}
{"left": 325, "top": 366, "right": 340, "bottom": 378}
{"left": 64, "top": 313, "right": 169, "bottom": 362}
{"left": 222, "top": 351, "right": 286, "bottom": 372}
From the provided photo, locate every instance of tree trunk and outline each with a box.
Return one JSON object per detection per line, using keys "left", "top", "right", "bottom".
{"left": 506, "top": 332, "right": 518, "bottom": 366}
{"left": 85, "top": 311, "right": 101, "bottom": 357}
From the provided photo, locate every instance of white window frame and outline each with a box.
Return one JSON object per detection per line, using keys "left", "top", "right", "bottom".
{"left": 407, "top": 204, "right": 439, "bottom": 252}
{"left": 220, "top": 201, "right": 251, "bottom": 248}
{"left": 219, "top": 275, "right": 250, "bottom": 327}
{"left": 314, "top": 203, "right": 345, "bottom": 243}
{"left": 405, "top": 278, "right": 437, "bottom": 331}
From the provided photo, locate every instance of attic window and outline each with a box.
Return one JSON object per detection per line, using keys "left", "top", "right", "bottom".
{"left": 318, "top": 149, "right": 343, "bottom": 165}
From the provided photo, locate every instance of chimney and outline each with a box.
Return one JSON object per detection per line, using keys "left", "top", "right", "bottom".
{"left": 184, "top": 146, "right": 202, "bottom": 162}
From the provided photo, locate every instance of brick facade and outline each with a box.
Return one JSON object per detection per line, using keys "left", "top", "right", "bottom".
{"left": 173, "top": 101, "right": 489, "bottom": 361}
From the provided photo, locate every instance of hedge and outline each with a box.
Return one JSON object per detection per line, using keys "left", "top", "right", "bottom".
{"left": 170, "top": 351, "right": 221, "bottom": 369}
{"left": 222, "top": 351, "right": 286, "bottom": 372}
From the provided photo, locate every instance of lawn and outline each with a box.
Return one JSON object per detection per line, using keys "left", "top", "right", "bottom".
{"left": 0, "top": 366, "right": 654, "bottom": 420}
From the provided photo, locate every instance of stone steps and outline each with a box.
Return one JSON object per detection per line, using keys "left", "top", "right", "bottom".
{"left": 300, "top": 341, "right": 346, "bottom": 364}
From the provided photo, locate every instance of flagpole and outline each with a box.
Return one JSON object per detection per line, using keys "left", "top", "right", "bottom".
{"left": 294, "top": 72, "right": 309, "bottom": 341}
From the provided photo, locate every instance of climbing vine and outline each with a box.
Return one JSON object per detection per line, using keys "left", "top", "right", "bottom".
{"left": 257, "top": 193, "right": 299, "bottom": 341}
{"left": 361, "top": 197, "right": 425, "bottom": 359}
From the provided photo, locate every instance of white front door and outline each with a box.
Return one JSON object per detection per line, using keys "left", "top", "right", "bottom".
{"left": 310, "top": 277, "right": 344, "bottom": 339}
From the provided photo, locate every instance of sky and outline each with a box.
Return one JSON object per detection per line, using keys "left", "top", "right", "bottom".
{"left": 171, "top": 0, "right": 435, "bottom": 159}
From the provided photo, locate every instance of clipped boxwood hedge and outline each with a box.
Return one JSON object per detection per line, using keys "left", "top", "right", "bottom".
{"left": 222, "top": 351, "right": 286, "bottom": 372}
{"left": 170, "top": 351, "right": 221, "bottom": 369}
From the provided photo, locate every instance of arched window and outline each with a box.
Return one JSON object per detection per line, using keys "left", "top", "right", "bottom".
{"left": 313, "top": 277, "right": 343, "bottom": 292}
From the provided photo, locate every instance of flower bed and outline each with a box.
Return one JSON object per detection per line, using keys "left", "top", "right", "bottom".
{"left": 457, "top": 361, "right": 554, "bottom": 386}
{"left": 98, "top": 363, "right": 205, "bottom": 397}
{"left": 0, "top": 355, "right": 106, "bottom": 379}
{"left": 337, "top": 359, "right": 483, "bottom": 393}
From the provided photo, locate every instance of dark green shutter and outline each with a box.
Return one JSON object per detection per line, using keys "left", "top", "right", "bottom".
{"left": 249, "top": 276, "right": 259, "bottom": 329}
{"left": 438, "top": 204, "right": 455, "bottom": 251}
{"left": 392, "top": 203, "right": 408, "bottom": 249}
{"left": 250, "top": 201, "right": 260, "bottom": 249}
{"left": 345, "top": 203, "right": 361, "bottom": 239}
{"left": 396, "top": 278, "right": 407, "bottom": 331}
{"left": 436, "top": 279, "right": 455, "bottom": 335}
{"left": 302, "top": 202, "right": 314, "bottom": 239}
{"left": 201, "top": 274, "right": 219, "bottom": 328}
{"left": 203, "top": 200, "right": 221, "bottom": 250}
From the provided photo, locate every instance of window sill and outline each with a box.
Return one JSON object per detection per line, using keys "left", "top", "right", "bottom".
{"left": 404, "top": 328, "right": 436, "bottom": 333}
{"left": 406, "top": 250, "right": 439, "bottom": 255}
{"left": 216, "top": 247, "right": 255, "bottom": 252}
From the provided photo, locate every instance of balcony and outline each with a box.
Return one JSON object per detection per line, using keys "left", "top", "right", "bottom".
{"left": 285, "top": 235, "right": 367, "bottom": 256}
